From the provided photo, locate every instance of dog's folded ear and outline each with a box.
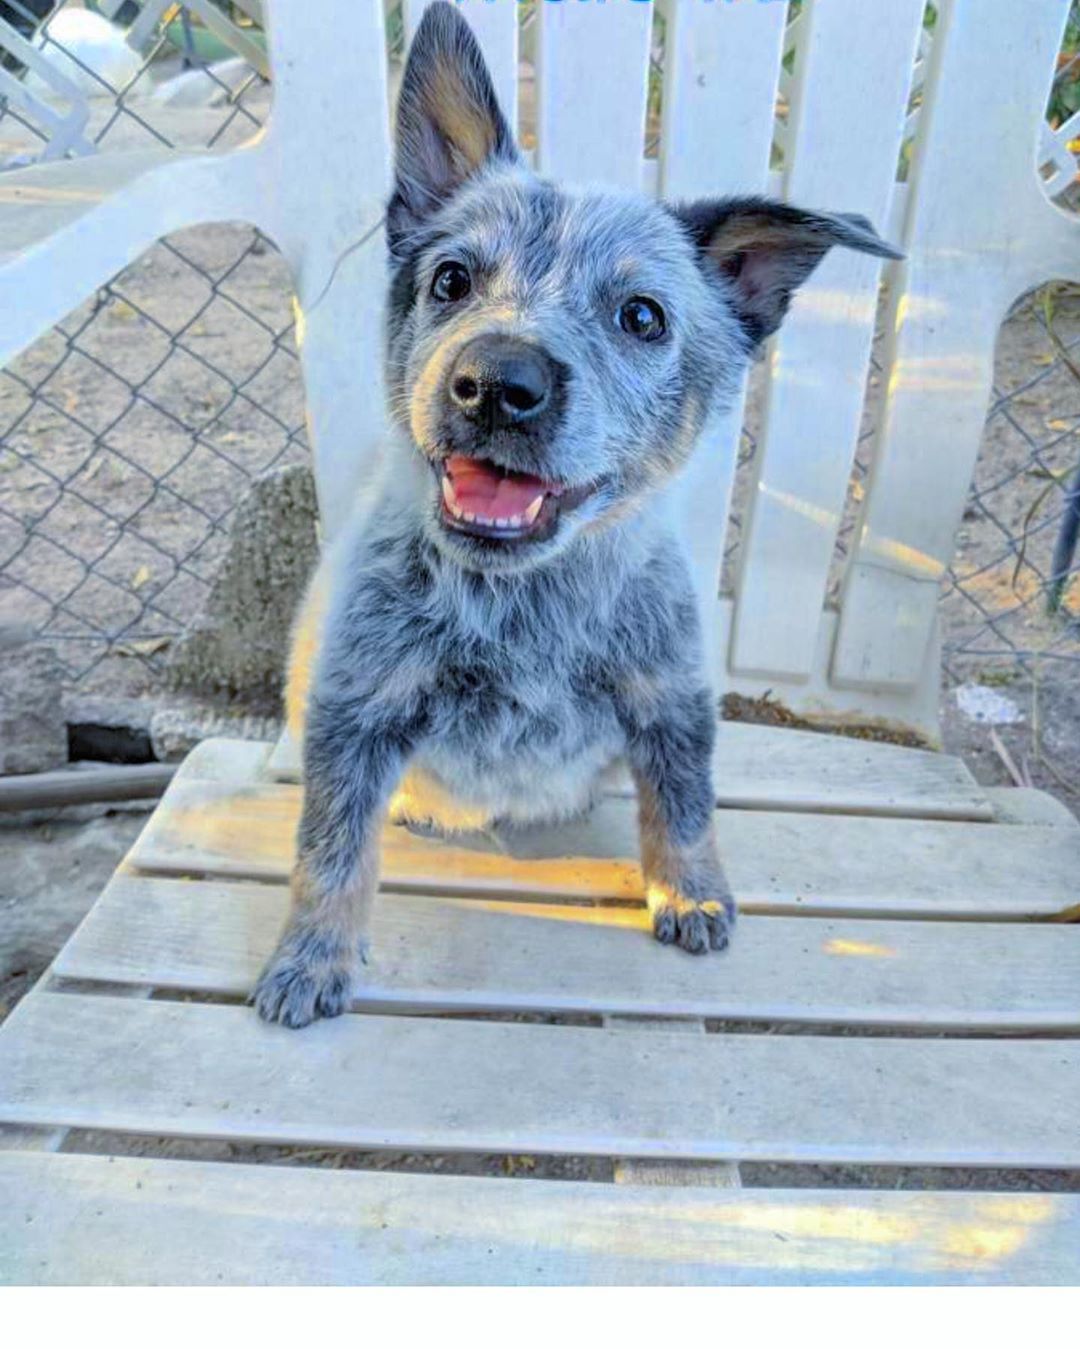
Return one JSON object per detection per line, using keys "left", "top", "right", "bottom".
{"left": 388, "top": 1, "right": 518, "bottom": 256}
{"left": 670, "top": 196, "right": 903, "bottom": 346}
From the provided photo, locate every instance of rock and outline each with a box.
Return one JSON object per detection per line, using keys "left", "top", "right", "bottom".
{"left": 0, "top": 628, "right": 68, "bottom": 775}
{"left": 953, "top": 683, "right": 1024, "bottom": 726}
{"left": 166, "top": 464, "right": 319, "bottom": 704}
{"left": 150, "top": 695, "right": 280, "bottom": 763}
{"left": 0, "top": 813, "right": 147, "bottom": 982}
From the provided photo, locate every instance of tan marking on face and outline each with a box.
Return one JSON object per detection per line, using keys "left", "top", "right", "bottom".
{"left": 409, "top": 308, "right": 531, "bottom": 450}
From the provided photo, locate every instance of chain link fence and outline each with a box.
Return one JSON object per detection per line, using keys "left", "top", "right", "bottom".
{"left": 0, "top": 0, "right": 299, "bottom": 697}
{"left": 1, "top": 1, "right": 1079, "bottom": 734}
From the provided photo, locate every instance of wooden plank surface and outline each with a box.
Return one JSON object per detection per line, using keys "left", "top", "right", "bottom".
{"left": 262, "top": 725, "right": 995, "bottom": 822}
{"left": 54, "top": 875, "right": 1080, "bottom": 1032}
{"left": 177, "top": 737, "right": 270, "bottom": 784}
{"left": 710, "top": 721, "right": 991, "bottom": 818}
{"left": 985, "top": 788, "right": 1080, "bottom": 828}
{"left": 5, "top": 1153, "right": 1078, "bottom": 1285}
{"left": 3, "top": 992, "right": 1078, "bottom": 1167}
{"left": 127, "top": 776, "right": 1080, "bottom": 920}
{"left": 607, "top": 1015, "right": 741, "bottom": 1189}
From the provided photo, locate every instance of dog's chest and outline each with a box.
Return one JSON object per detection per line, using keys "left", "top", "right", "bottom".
{"left": 436, "top": 630, "right": 617, "bottom": 739}
{"left": 415, "top": 599, "right": 625, "bottom": 819}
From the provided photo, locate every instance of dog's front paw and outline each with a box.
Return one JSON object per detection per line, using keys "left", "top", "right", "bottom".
{"left": 648, "top": 890, "right": 734, "bottom": 955}
{"left": 253, "top": 928, "right": 360, "bottom": 1028}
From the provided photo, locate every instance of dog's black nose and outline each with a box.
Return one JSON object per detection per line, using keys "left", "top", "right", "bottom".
{"left": 448, "top": 336, "right": 553, "bottom": 429}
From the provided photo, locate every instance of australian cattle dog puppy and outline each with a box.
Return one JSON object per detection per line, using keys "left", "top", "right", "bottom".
{"left": 254, "top": 2, "right": 901, "bottom": 1026}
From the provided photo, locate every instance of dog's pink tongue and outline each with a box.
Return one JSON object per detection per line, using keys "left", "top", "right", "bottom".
{"left": 446, "top": 455, "right": 547, "bottom": 517}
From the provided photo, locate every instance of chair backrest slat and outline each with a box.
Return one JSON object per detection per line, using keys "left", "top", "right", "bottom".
{"left": 263, "top": 0, "right": 392, "bottom": 538}
{"left": 536, "top": 0, "right": 652, "bottom": 189}
{"left": 832, "top": 0, "right": 1079, "bottom": 693}
{"left": 658, "top": 0, "right": 787, "bottom": 201}
{"left": 656, "top": 0, "right": 787, "bottom": 636}
{"left": 729, "top": 0, "right": 925, "bottom": 682}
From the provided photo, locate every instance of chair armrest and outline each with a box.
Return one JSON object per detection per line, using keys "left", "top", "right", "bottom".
{"left": 0, "top": 147, "right": 255, "bottom": 368}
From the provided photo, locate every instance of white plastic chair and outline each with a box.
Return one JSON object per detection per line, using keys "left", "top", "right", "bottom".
{"left": 3, "top": 0, "right": 1079, "bottom": 736}
{"left": 2, "top": 0, "right": 1079, "bottom": 1287}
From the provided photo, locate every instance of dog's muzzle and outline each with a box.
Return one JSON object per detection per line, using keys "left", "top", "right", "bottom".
{"left": 439, "top": 454, "right": 596, "bottom": 542}
{"left": 446, "top": 335, "right": 555, "bottom": 434}
{"left": 433, "top": 333, "right": 593, "bottom": 544}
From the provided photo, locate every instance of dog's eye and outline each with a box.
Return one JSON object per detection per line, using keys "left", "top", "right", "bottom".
{"left": 431, "top": 261, "right": 472, "bottom": 303}
{"left": 617, "top": 296, "right": 666, "bottom": 341}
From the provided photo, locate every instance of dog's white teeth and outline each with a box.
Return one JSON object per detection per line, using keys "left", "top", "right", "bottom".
{"left": 449, "top": 498, "right": 536, "bottom": 531}
{"left": 442, "top": 478, "right": 465, "bottom": 518}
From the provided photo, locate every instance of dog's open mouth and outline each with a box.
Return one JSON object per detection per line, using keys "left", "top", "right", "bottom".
{"left": 438, "top": 454, "right": 593, "bottom": 542}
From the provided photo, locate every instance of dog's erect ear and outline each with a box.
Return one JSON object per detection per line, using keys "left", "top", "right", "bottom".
{"left": 671, "top": 196, "right": 903, "bottom": 345}
{"left": 388, "top": 2, "right": 518, "bottom": 255}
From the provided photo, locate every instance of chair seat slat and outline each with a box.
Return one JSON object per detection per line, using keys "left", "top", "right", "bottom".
{"left": 7, "top": 1153, "right": 1078, "bottom": 1285}
{"left": 263, "top": 723, "right": 994, "bottom": 821}
{"left": 3, "top": 992, "right": 1079, "bottom": 1167}
{"left": 54, "top": 873, "right": 1080, "bottom": 1032}
{"left": 125, "top": 772, "right": 1080, "bottom": 920}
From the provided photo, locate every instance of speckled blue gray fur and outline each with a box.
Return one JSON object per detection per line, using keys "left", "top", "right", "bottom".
{"left": 253, "top": 1, "right": 901, "bottom": 1026}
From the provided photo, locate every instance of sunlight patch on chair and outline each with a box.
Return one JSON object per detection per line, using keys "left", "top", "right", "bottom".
{"left": 823, "top": 937, "right": 897, "bottom": 958}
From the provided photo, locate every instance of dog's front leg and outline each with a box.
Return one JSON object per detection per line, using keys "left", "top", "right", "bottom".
{"left": 623, "top": 687, "right": 736, "bottom": 955}
{"left": 254, "top": 695, "right": 420, "bottom": 1027}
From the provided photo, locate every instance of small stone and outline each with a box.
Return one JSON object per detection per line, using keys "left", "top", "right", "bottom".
{"left": 149, "top": 695, "right": 280, "bottom": 763}
{"left": 953, "top": 683, "right": 1024, "bottom": 726}
{"left": 166, "top": 465, "right": 319, "bottom": 705}
{"left": 0, "top": 628, "right": 68, "bottom": 776}
{"left": 0, "top": 813, "right": 147, "bottom": 981}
